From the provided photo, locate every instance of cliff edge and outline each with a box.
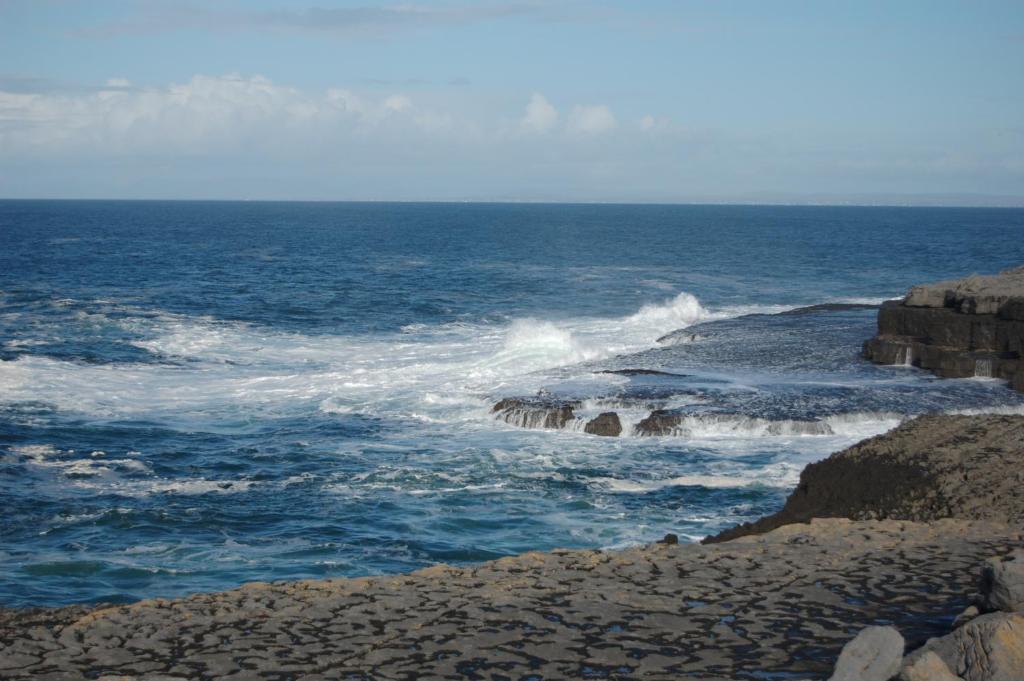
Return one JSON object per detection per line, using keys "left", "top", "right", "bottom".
{"left": 863, "top": 266, "right": 1024, "bottom": 391}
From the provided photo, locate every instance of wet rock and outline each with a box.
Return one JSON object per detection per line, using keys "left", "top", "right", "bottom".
{"left": 864, "top": 267, "right": 1024, "bottom": 392}
{"left": 659, "top": 533, "right": 678, "bottom": 545}
{"left": 583, "top": 412, "right": 622, "bottom": 437}
{"left": 597, "top": 368, "right": 690, "bottom": 377}
{"left": 899, "top": 651, "right": 962, "bottom": 681}
{"left": 779, "top": 302, "right": 884, "bottom": 316}
{"left": 904, "top": 612, "right": 1024, "bottom": 681}
{"left": 828, "top": 625, "right": 904, "bottom": 681}
{"left": 636, "top": 410, "right": 833, "bottom": 437}
{"left": 492, "top": 397, "right": 579, "bottom": 429}
{"left": 706, "top": 414, "right": 1024, "bottom": 543}
{"left": 635, "top": 409, "right": 682, "bottom": 435}
{"left": 981, "top": 549, "right": 1024, "bottom": 613}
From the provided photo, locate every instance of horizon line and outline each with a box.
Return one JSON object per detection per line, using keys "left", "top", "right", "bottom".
{"left": 3, "top": 196, "right": 1024, "bottom": 210}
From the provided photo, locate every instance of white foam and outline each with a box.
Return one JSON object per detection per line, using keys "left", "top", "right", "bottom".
{"left": 0, "top": 290, "right": 737, "bottom": 426}
{"left": 624, "top": 292, "right": 708, "bottom": 330}
{"left": 951, "top": 404, "right": 1024, "bottom": 416}
{"left": 591, "top": 472, "right": 795, "bottom": 494}
{"left": 489, "top": 319, "right": 598, "bottom": 372}
{"left": 11, "top": 443, "right": 154, "bottom": 480}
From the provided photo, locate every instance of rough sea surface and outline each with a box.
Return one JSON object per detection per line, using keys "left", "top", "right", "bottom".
{"left": 2, "top": 200, "right": 1023, "bottom": 607}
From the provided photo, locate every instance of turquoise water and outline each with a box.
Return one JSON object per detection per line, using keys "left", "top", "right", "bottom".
{"left": 2, "top": 200, "right": 1023, "bottom": 607}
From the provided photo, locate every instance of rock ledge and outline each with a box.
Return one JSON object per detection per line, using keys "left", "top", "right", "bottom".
{"left": 863, "top": 266, "right": 1024, "bottom": 391}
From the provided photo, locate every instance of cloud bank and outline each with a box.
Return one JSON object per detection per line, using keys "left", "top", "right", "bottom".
{"left": 0, "top": 73, "right": 1019, "bottom": 203}
{"left": 0, "top": 74, "right": 629, "bottom": 156}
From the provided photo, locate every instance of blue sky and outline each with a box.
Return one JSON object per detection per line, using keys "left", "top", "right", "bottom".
{"left": 1, "top": 0, "right": 1022, "bottom": 203}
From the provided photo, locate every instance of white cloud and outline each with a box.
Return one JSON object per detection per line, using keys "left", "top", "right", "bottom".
{"left": 567, "top": 104, "right": 616, "bottom": 134}
{"left": 520, "top": 92, "right": 558, "bottom": 133}
{"left": 639, "top": 114, "right": 670, "bottom": 132}
{"left": 383, "top": 94, "right": 412, "bottom": 113}
{"left": 0, "top": 74, "right": 433, "bottom": 155}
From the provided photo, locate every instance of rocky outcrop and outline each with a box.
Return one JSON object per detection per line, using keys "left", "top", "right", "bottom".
{"left": 583, "top": 411, "right": 622, "bottom": 436}
{"left": 492, "top": 396, "right": 579, "bottom": 429}
{"left": 707, "top": 414, "right": 1024, "bottom": 543}
{"left": 863, "top": 266, "right": 1024, "bottom": 392}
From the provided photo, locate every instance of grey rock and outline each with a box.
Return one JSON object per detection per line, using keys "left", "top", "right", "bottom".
{"left": 828, "top": 625, "right": 904, "bottom": 681}
{"left": 982, "top": 550, "right": 1024, "bottom": 613}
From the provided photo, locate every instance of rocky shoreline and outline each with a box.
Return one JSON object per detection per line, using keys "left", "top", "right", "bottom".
{"left": 3, "top": 274, "right": 1024, "bottom": 680}
{"left": 864, "top": 267, "right": 1024, "bottom": 392}
{"left": 1, "top": 413, "right": 1022, "bottom": 680}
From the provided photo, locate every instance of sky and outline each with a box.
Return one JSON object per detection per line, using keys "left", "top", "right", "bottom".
{"left": 1, "top": 0, "right": 1022, "bottom": 204}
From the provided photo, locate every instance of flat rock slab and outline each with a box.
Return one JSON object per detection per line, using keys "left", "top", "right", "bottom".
{"left": 0, "top": 519, "right": 1020, "bottom": 680}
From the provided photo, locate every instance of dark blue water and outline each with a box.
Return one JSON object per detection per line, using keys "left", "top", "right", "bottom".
{"left": 2, "top": 200, "right": 1023, "bottom": 607}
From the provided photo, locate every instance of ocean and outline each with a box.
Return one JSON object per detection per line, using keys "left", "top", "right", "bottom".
{"left": 2, "top": 200, "right": 1023, "bottom": 607}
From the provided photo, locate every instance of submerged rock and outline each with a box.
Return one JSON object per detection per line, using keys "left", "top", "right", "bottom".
{"left": 863, "top": 266, "right": 1024, "bottom": 392}
{"left": 583, "top": 412, "right": 622, "bottom": 437}
{"left": 596, "top": 368, "right": 690, "bottom": 377}
{"left": 492, "top": 397, "right": 579, "bottom": 429}
{"left": 778, "top": 302, "right": 884, "bottom": 316}
{"left": 828, "top": 625, "right": 904, "bottom": 681}
{"left": 634, "top": 410, "right": 833, "bottom": 437}
{"left": 706, "top": 413, "right": 1024, "bottom": 543}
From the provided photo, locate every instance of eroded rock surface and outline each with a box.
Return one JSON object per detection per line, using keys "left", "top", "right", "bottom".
{"left": 0, "top": 519, "right": 1019, "bottom": 680}
{"left": 707, "top": 414, "right": 1024, "bottom": 543}
{"left": 902, "top": 612, "right": 1024, "bottom": 681}
{"left": 492, "top": 396, "right": 579, "bottom": 429}
{"left": 863, "top": 266, "right": 1024, "bottom": 392}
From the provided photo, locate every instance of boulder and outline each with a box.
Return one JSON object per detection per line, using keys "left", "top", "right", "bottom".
{"left": 981, "top": 550, "right": 1024, "bottom": 613}
{"left": 904, "top": 612, "right": 1024, "bottom": 681}
{"left": 899, "top": 651, "right": 963, "bottom": 681}
{"left": 828, "top": 625, "right": 904, "bottom": 681}
{"left": 583, "top": 412, "right": 622, "bottom": 437}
